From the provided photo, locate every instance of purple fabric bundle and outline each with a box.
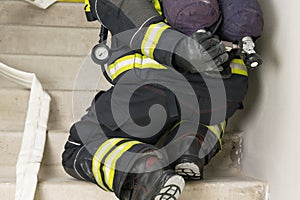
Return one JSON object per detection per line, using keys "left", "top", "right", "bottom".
{"left": 217, "top": 0, "right": 263, "bottom": 41}
{"left": 163, "top": 0, "right": 220, "bottom": 36}
{"left": 163, "top": 0, "right": 264, "bottom": 41}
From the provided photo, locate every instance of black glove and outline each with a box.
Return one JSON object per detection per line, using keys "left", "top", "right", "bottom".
{"left": 173, "top": 31, "right": 228, "bottom": 73}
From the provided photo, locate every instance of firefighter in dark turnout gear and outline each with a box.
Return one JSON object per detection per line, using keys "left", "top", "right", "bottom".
{"left": 62, "top": 0, "right": 263, "bottom": 199}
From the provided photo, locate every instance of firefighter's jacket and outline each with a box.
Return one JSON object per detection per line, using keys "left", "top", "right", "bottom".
{"left": 85, "top": 0, "right": 248, "bottom": 84}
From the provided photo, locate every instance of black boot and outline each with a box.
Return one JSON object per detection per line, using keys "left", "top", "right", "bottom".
{"left": 172, "top": 133, "right": 221, "bottom": 180}
{"left": 171, "top": 135, "right": 205, "bottom": 180}
{"left": 120, "top": 152, "right": 185, "bottom": 200}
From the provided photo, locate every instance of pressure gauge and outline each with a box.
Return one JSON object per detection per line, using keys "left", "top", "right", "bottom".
{"left": 91, "top": 43, "right": 111, "bottom": 65}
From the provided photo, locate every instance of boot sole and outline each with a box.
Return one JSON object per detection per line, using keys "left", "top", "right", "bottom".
{"left": 154, "top": 175, "right": 185, "bottom": 200}
{"left": 175, "top": 162, "right": 202, "bottom": 180}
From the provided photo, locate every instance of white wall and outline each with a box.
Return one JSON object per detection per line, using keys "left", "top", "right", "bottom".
{"left": 228, "top": 0, "right": 300, "bottom": 199}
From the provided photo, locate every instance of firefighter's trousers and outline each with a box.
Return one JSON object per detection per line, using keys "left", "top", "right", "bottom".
{"left": 62, "top": 66, "right": 248, "bottom": 197}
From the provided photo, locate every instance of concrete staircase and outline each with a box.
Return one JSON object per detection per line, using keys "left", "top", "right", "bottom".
{"left": 0, "top": 1, "right": 268, "bottom": 199}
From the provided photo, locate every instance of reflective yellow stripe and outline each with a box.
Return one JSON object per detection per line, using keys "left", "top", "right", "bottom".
{"left": 108, "top": 55, "right": 136, "bottom": 70}
{"left": 103, "top": 141, "right": 141, "bottom": 190}
{"left": 92, "top": 138, "right": 124, "bottom": 191}
{"left": 232, "top": 58, "right": 245, "bottom": 66}
{"left": 152, "top": 0, "right": 163, "bottom": 15}
{"left": 141, "top": 27, "right": 152, "bottom": 56}
{"left": 168, "top": 120, "right": 188, "bottom": 134}
{"left": 231, "top": 68, "right": 248, "bottom": 76}
{"left": 231, "top": 59, "right": 248, "bottom": 76}
{"left": 149, "top": 24, "right": 169, "bottom": 58}
{"left": 136, "top": 63, "right": 166, "bottom": 70}
{"left": 141, "top": 22, "right": 170, "bottom": 58}
{"left": 108, "top": 54, "right": 167, "bottom": 80}
{"left": 206, "top": 124, "right": 221, "bottom": 139}
{"left": 220, "top": 121, "right": 227, "bottom": 134}
{"left": 205, "top": 123, "right": 223, "bottom": 149}
{"left": 111, "top": 64, "right": 135, "bottom": 80}
{"left": 84, "top": 0, "right": 90, "bottom": 12}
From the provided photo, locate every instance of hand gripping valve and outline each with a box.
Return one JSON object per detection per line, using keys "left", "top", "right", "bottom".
{"left": 222, "top": 36, "right": 262, "bottom": 68}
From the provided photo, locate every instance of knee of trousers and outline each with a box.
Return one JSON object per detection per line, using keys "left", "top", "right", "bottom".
{"left": 62, "top": 125, "right": 81, "bottom": 170}
{"left": 62, "top": 124, "right": 96, "bottom": 183}
{"left": 116, "top": 147, "right": 168, "bottom": 198}
{"left": 61, "top": 142, "right": 82, "bottom": 180}
{"left": 218, "top": 0, "right": 264, "bottom": 41}
{"left": 62, "top": 144, "right": 96, "bottom": 183}
{"left": 86, "top": 137, "right": 163, "bottom": 196}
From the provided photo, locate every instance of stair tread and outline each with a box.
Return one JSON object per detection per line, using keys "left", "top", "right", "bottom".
{"left": 0, "top": 89, "right": 107, "bottom": 131}
{"left": 0, "top": 174, "right": 267, "bottom": 200}
{"left": 0, "top": 174, "right": 265, "bottom": 184}
{"left": 1, "top": 130, "right": 242, "bottom": 179}
{"left": 0, "top": 129, "right": 262, "bottom": 200}
{"left": 0, "top": 1, "right": 98, "bottom": 28}
{"left": 0, "top": 25, "right": 99, "bottom": 56}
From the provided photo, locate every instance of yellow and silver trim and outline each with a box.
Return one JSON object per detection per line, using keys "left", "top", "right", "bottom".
{"left": 141, "top": 22, "right": 170, "bottom": 59}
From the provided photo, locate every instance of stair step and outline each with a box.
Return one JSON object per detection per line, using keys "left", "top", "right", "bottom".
{"left": 0, "top": 25, "right": 99, "bottom": 56}
{"left": 0, "top": 54, "right": 111, "bottom": 90}
{"left": 0, "top": 55, "right": 84, "bottom": 90}
{"left": 181, "top": 177, "right": 267, "bottom": 200}
{"left": 0, "top": 130, "right": 242, "bottom": 177}
{"left": 0, "top": 89, "right": 111, "bottom": 131}
{"left": 0, "top": 1, "right": 98, "bottom": 28}
{"left": 0, "top": 175, "right": 267, "bottom": 200}
{"left": 0, "top": 89, "right": 29, "bottom": 131}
